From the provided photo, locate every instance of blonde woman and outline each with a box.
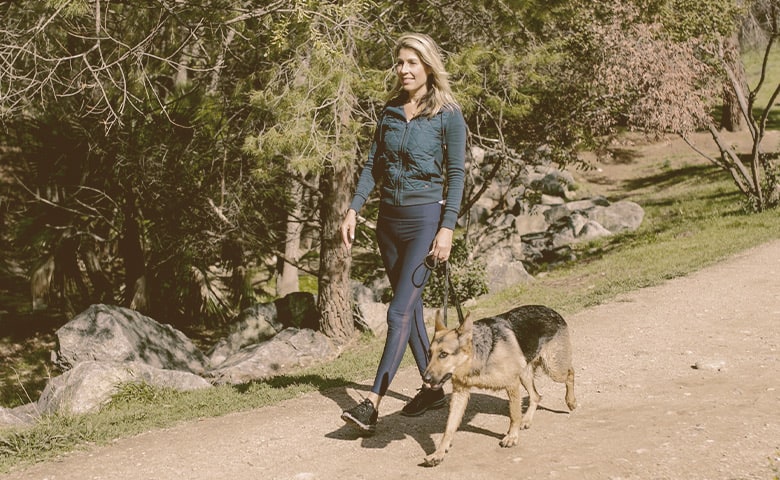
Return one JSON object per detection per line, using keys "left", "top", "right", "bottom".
{"left": 340, "top": 33, "right": 467, "bottom": 432}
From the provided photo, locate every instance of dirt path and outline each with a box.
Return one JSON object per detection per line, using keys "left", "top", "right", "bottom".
{"left": 2, "top": 239, "right": 779, "bottom": 480}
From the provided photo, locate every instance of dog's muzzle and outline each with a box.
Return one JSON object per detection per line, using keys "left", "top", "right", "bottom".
{"left": 423, "top": 372, "right": 452, "bottom": 390}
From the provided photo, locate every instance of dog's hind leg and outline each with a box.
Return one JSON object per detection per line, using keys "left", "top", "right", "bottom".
{"left": 540, "top": 332, "right": 577, "bottom": 411}
{"left": 500, "top": 383, "right": 525, "bottom": 447}
{"left": 564, "top": 367, "right": 577, "bottom": 410}
{"left": 424, "top": 388, "right": 470, "bottom": 467}
{"left": 518, "top": 366, "right": 541, "bottom": 430}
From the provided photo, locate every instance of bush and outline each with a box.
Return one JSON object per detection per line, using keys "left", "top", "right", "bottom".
{"left": 422, "top": 237, "right": 488, "bottom": 309}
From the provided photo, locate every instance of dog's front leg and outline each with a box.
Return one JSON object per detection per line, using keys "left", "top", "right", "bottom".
{"left": 501, "top": 385, "right": 524, "bottom": 447}
{"left": 423, "top": 389, "right": 470, "bottom": 467}
{"left": 518, "top": 368, "right": 541, "bottom": 430}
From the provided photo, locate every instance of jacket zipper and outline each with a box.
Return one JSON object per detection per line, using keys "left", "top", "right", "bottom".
{"left": 394, "top": 118, "right": 412, "bottom": 204}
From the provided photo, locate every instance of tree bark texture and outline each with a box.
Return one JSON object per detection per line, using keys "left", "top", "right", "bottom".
{"left": 720, "top": 33, "right": 749, "bottom": 132}
{"left": 317, "top": 162, "right": 355, "bottom": 342}
{"left": 277, "top": 179, "right": 303, "bottom": 297}
{"left": 119, "top": 190, "right": 148, "bottom": 311}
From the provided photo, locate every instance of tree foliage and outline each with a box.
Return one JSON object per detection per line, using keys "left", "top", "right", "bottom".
{"left": 1, "top": 1, "right": 288, "bottom": 323}
{"left": 561, "top": 0, "right": 779, "bottom": 210}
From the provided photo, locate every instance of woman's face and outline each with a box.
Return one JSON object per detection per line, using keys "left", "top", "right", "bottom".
{"left": 395, "top": 47, "right": 430, "bottom": 99}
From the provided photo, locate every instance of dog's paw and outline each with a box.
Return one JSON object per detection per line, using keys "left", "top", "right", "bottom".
{"left": 499, "top": 433, "right": 519, "bottom": 448}
{"left": 423, "top": 452, "right": 445, "bottom": 467}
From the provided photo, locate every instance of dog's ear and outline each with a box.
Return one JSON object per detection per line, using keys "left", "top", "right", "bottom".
{"left": 434, "top": 310, "right": 448, "bottom": 332}
{"left": 457, "top": 311, "right": 472, "bottom": 334}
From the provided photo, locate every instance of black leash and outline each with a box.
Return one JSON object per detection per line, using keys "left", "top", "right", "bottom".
{"left": 424, "top": 255, "right": 465, "bottom": 327}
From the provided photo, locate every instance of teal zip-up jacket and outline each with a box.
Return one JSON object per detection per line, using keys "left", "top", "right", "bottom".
{"left": 348, "top": 100, "right": 467, "bottom": 230}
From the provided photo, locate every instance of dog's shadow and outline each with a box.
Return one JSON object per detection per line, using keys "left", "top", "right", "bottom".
{"left": 323, "top": 386, "right": 568, "bottom": 455}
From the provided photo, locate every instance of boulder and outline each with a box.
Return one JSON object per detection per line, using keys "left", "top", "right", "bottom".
{"left": 351, "top": 281, "right": 376, "bottom": 304}
{"left": 577, "top": 220, "right": 613, "bottom": 241}
{"left": 353, "top": 301, "right": 388, "bottom": 336}
{"left": 207, "top": 303, "right": 283, "bottom": 367}
{"left": 514, "top": 204, "right": 551, "bottom": 236}
{"left": 482, "top": 247, "right": 534, "bottom": 293}
{"left": 0, "top": 403, "right": 38, "bottom": 426}
{"left": 37, "top": 361, "right": 211, "bottom": 415}
{"left": 52, "top": 304, "right": 209, "bottom": 375}
{"left": 540, "top": 194, "right": 566, "bottom": 206}
{"left": 531, "top": 170, "right": 576, "bottom": 199}
{"left": 209, "top": 328, "right": 340, "bottom": 385}
{"left": 588, "top": 200, "right": 645, "bottom": 233}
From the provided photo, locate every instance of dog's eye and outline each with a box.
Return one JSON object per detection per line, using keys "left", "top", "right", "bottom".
{"left": 438, "top": 352, "right": 448, "bottom": 359}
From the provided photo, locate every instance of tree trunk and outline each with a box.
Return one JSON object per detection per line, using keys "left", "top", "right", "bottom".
{"left": 720, "top": 33, "right": 749, "bottom": 132}
{"left": 119, "top": 190, "right": 148, "bottom": 311}
{"left": 317, "top": 162, "right": 355, "bottom": 342}
{"left": 277, "top": 179, "right": 303, "bottom": 297}
{"left": 720, "top": 84, "right": 744, "bottom": 132}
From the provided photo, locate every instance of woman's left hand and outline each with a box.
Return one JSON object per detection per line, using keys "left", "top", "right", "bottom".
{"left": 429, "top": 228, "right": 454, "bottom": 263}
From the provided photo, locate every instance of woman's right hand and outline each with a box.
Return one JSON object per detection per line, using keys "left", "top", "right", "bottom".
{"left": 341, "top": 209, "right": 357, "bottom": 250}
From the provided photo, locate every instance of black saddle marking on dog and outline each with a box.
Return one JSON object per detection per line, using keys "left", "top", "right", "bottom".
{"left": 502, "top": 305, "right": 567, "bottom": 364}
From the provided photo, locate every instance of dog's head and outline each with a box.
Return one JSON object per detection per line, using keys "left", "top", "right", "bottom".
{"left": 422, "top": 310, "right": 474, "bottom": 390}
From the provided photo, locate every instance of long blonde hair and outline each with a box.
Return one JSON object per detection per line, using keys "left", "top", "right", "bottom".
{"left": 388, "top": 33, "right": 459, "bottom": 118}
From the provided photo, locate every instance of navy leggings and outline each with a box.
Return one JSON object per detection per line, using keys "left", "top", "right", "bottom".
{"left": 371, "top": 201, "right": 441, "bottom": 396}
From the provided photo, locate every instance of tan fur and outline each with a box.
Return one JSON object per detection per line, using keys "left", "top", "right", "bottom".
{"left": 422, "top": 309, "right": 577, "bottom": 467}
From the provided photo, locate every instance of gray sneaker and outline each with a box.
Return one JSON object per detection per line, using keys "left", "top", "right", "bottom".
{"left": 341, "top": 398, "right": 377, "bottom": 433}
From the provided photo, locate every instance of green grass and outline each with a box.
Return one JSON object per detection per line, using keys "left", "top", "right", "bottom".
{"left": 743, "top": 44, "right": 780, "bottom": 130}
{"left": 743, "top": 45, "right": 780, "bottom": 109}
{"left": 2, "top": 152, "right": 779, "bottom": 473}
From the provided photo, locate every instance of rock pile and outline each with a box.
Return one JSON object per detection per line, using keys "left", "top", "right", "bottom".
{"left": 1, "top": 295, "right": 340, "bottom": 424}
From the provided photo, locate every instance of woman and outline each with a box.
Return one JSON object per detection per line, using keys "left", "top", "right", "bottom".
{"left": 340, "top": 33, "right": 467, "bottom": 433}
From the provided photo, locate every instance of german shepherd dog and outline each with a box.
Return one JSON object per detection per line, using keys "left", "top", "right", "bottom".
{"left": 421, "top": 305, "right": 577, "bottom": 467}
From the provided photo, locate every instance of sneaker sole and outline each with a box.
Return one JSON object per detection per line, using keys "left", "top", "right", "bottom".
{"left": 341, "top": 412, "right": 376, "bottom": 433}
{"left": 400, "top": 397, "right": 447, "bottom": 417}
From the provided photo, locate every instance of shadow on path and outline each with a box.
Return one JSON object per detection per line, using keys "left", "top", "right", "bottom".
{"left": 323, "top": 388, "right": 573, "bottom": 463}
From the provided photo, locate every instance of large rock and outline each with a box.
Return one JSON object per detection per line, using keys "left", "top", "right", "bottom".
{"left": 353, "top": 301, "right": 388, "bottom": 336}
{"left": 0, "top": 403, "right": 38, "bottom": 426}
{"left": 207, "top": 303, "right": 283, "bottom": 367}
{"left": 37, "top": 361, "right": 211, "bottom": 415}
{"left": 52, "top": 304, "right": 208, "bottom": 374}
{"left": 588, "top": 200, "right": 645, "bottom": 233}
{"left": 514, "top": 204, "right": 552, "bottom": 236}
{"left": 543, "top": 196, "right": 610, "bottom": 225}
{"left": 207, "top": 292, "right": 319, "bottom": 367}
{"left": 209, "top": 328, "right": 339, "bottom": 385}
{"left": 483, "top": 246, "right": 534, "bottom": 293}
{"left": 530, "top": 170, "right": 576, "bottom": 199}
